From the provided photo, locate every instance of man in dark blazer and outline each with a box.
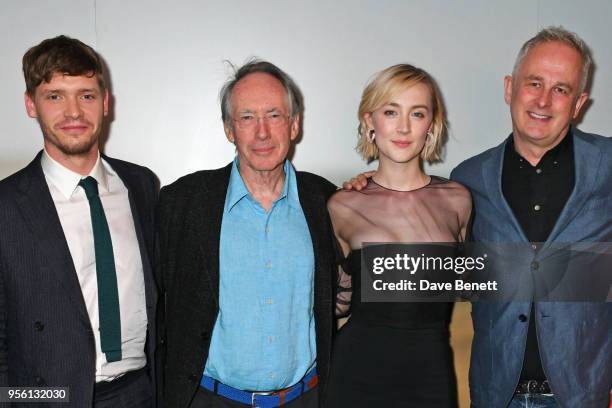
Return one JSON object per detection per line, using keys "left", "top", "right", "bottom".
{"left": 158, "top": 60, "right": 336, "bottom": 408}
{"left": 0, "top": 36, "right": 158, "bottom": 407}
{"left": 451, "top": 27, "right": 612, "bottom": 407}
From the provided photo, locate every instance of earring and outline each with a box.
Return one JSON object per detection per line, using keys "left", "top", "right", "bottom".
{"left": 426, "top": 130, "right": 433, "bottom": 144}
{"left": 368, "top": 129, "right": 376, "bottom": 143}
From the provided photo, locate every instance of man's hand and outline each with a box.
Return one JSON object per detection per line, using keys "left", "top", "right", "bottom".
{"left": 342, "top": 171, "right": 375, "bottom": 191}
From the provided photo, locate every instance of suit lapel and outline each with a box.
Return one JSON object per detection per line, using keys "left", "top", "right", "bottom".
{"left": 295, "top": 175, "right": 333, "bottom": 313}
{"left": 545, "top": 131, "right": 601, "bottom": 245}
{"left": 193, "top": 164, "right": 232, "bottom": 304}
{"left": 297, "top": 179, "right": 325, "bottom": 278}
{"left": 481, "top": 138, "right": 528, "bottom": 242}
{"left": 296, "top": 173, "right": 334, "bottom": 377}
{"left": 105, "top": 156, "right": 158, "bottom": 315}
{"left": 15, "top": 153, "right": 90, "bottom": 324}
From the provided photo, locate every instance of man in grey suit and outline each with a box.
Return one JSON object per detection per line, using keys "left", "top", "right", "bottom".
{"left": 0, "top": 36, "right": 158, "bottom": 407}
{"left": 451, "top": 27, "right": 611, "bottom": 407}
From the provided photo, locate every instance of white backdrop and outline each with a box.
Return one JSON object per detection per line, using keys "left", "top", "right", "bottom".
{"left": 2, "top": 0, "right": 611, "bottom": 186}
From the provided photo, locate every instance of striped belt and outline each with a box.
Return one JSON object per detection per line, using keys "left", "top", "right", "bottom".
{"left": 200, "top": 367, "right": 318, "bottom": 407}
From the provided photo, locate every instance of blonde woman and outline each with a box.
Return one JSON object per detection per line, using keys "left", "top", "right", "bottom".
{"left": 324, "top": 64, "right": 471, "bottom": 407}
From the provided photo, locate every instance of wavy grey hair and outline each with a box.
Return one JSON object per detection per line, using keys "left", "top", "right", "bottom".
{"left": 220, "top": 59, "right": 303, "bottom": 130}
{"left": 513, "top": 26, "right": 592, "bottom": 93}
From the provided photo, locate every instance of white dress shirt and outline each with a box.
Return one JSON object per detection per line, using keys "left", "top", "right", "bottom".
{"left": 41, "top": 150, "right": 147, "bottom": 382}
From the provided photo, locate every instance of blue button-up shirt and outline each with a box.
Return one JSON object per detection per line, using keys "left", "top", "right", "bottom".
{"left": 204, "top": 158, "right": 316, "bottom": 391}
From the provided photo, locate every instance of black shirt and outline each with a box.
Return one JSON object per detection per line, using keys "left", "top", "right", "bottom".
{"left": 501, "top": 130, "right": 575, "bottom": 381}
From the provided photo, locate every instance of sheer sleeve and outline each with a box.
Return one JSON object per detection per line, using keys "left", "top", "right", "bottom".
{"left": 333, "top": 236, "right": 352, "bottom": 318}
{"left": 452, "top": 180, "right": 473, "bottom": 243}
{"left": 460, "top": 199, "right": 474, "bottom": 243}
{"left": 328, "top": 192, "right": 354, "bottom": 318}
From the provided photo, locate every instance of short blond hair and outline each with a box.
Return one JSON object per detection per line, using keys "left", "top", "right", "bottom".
{"left": 356, "top": 64, "right": 447, "bottom": 164}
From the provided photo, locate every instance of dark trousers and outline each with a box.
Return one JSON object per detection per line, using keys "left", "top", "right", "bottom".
{"left": 189, "top": 386, "right": 318, "bottom": 408}
{"left": 93, "top": 368, "right": 153, "bottom": 408}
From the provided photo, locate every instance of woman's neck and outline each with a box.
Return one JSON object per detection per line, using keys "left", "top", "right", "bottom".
{"left": 373, "top": 157, "right": 430, "bottom": 191}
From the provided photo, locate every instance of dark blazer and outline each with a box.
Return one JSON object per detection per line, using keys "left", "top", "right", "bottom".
{"left": 451, "top": 128, "right": 612, "bottom": 408}
{"left": 0, "top": 151, "right": 159, "bottom": 407}
{"left": 157, "top": 163, "right": 337, "bottom": 408}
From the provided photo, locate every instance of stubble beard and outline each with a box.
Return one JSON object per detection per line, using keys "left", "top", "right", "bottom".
{"left": 40, "top": 120, "right": 101, "bottom": 157}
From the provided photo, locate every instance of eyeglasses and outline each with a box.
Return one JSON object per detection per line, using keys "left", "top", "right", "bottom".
{"left": 233, "top": 111, "right": 289, "bottom": 130}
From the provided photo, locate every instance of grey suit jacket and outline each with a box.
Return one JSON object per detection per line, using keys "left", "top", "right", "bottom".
{"left": 0, "top": 152, "right": 159, "bottom": 407}
{"left": 451, "top": 128, "right": 612, "bottom": 408}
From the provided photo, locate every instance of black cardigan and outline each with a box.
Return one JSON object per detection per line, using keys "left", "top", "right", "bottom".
{"left": 157, "top": 163, "right": 337, "bottom": 408}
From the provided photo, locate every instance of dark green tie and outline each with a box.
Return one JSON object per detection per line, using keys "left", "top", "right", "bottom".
{"left": 79, "top": 176, "right": 122, "bottom": 362}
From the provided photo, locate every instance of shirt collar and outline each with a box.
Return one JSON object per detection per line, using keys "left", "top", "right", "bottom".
{"left": 224, "top": 156, "right": 298, "bottom": 213}
{"left": 506, "top": 127, "right": 574, "bottom": 165}
{"left": 41, "top": 149, "right": 110, "bottom": 199}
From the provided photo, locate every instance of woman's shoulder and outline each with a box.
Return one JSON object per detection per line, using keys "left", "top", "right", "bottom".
{"left": 430, "top": 176, "right": 471, "bottom": 196}
{"left": 327, "top": 187, "right": 363, "bottom": 213}
{"left": 429, "top": 176, "right": 472, "bottom": 211}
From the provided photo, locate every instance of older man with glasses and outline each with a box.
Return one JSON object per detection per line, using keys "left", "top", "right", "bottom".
{"left": 158, "top": 60, "right": 337, "bottom": 408}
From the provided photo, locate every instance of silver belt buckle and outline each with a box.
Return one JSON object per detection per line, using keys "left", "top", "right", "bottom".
{"left": 251, "top": 391, "right": 273, "bottom": 407}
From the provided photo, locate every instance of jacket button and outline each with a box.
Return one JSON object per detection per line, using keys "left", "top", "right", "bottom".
{"left": 518, "top": 314, "right": 528, "bottom": 322}
{"left": 159, "top": 337, "right": 166, "bottom": 345}
{"left": 34, "top": 376, "right": 44, "bottom": 385}
{"left": 34, "top": 321, "right": 45, "bottom": 331}
{"left": 188, "top": 373, "right": 199, "bottom": 384}
{"left": 530, "top": 261, "right": 539, "bottom": 270}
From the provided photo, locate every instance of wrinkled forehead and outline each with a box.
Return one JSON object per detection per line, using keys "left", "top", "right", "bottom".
{"left": 231, "top": 72, "right": 289, "bottom": 112}
{"left": 518, "top": 41, "right": 584, "bottom": 76}
{"left": 38, "top": 71, "right": 102, "bottom": 89}
{"left": 33, "top": 71, "right": 104, "bottom": 97}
